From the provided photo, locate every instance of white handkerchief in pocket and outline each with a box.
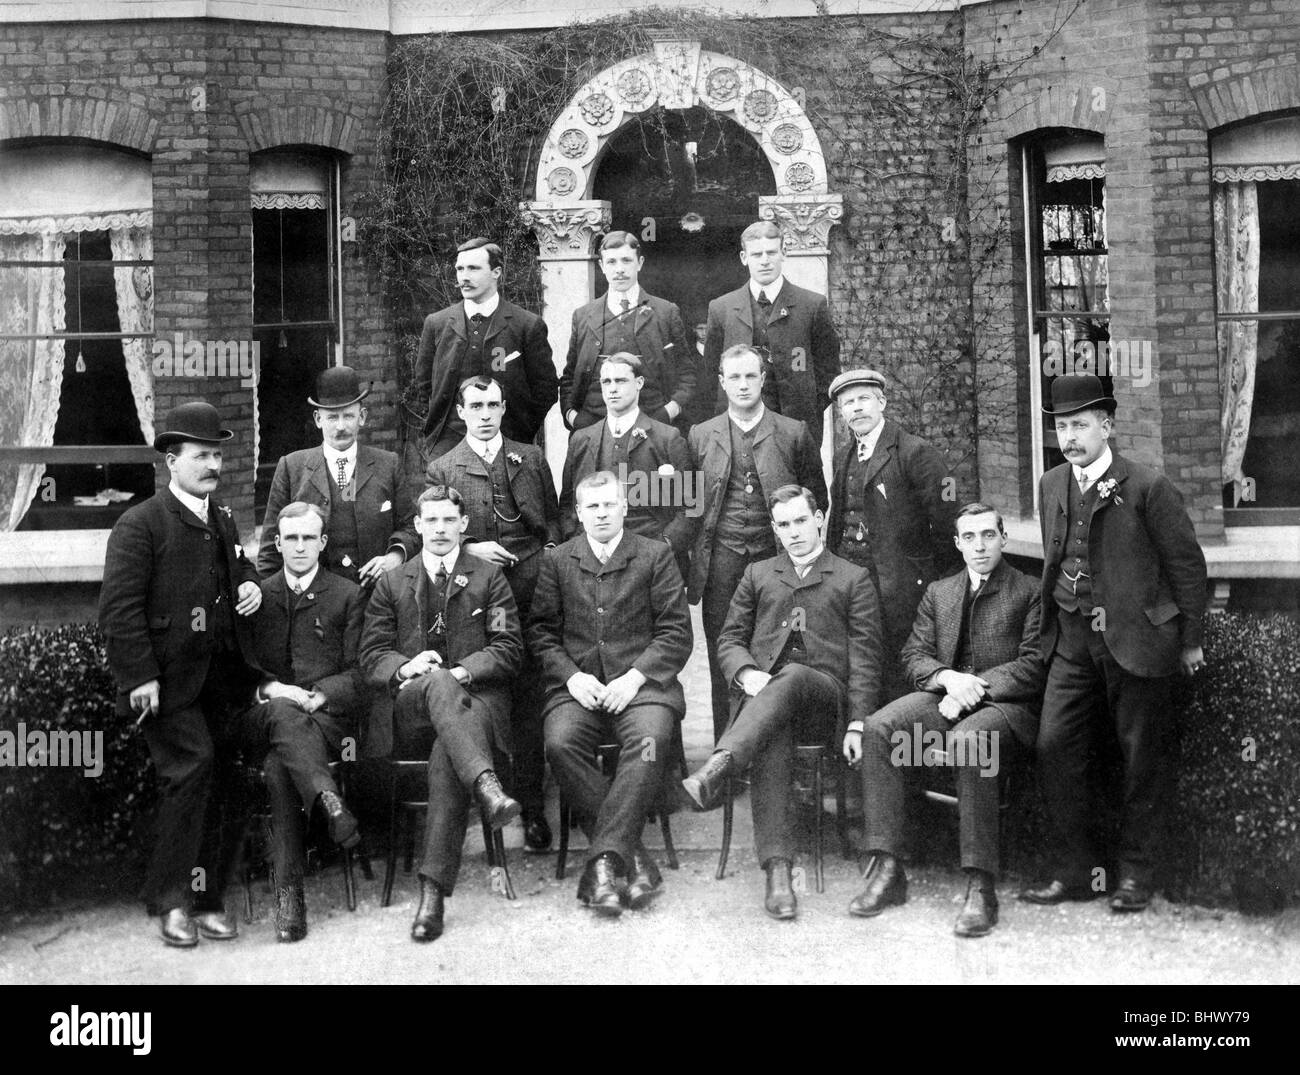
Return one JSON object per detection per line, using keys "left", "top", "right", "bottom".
{"left": 876, "top": 483, "right": 887, "bottom": 499}
{"left": 380, "top": 500, "right": 392, "bottom": 512}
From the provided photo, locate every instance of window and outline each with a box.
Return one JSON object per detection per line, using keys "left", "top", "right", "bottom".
{"left": 251, "top": 149, "right": 341, "bottom": 512}
{"left": 0, "top": 143, "right": 154, "bottom": 532}
{"left": 1212, "top": 115, "right": 1300, "bottom": 519}
{"left": 1022, "top": 132, "right": 1109, "bottom": 497}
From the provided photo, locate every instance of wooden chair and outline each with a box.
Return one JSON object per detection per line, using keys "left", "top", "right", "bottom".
{"left": 555, "top": 722, "right": 688, "bottom": 880}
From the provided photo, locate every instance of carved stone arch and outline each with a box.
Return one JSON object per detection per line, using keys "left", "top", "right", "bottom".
{"left": 999, "top": 79, "right": 1118, "bottom": 141}
{"left": 522, "top": 40, "right": 842, "bottom": 478}
{"left": 1191, "top": 59, "right": 1300, "bottom": 130}
{"left": 0, "top": 91, "right": 157, "bottom": 152}
{"left": 235, "top": 99, "right": 363, "bottom": 155}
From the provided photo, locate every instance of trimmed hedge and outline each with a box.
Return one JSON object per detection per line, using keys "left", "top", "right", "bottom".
{"left": 2, "top": 614, "right": 1297, "bottom": 914}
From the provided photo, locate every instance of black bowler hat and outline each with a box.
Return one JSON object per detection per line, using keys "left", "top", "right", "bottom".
{"left": 308, "top": 365, "right": 371, "bottom": 409}
{"left": 1043, "top": 374, "right": 1117, "bottom": 416}
{"left": 153, "top": 401, "right": 233, "bottom": 452}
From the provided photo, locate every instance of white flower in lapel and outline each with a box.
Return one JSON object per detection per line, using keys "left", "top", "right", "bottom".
{"left": 453, "top": 573, "right": 469, "bottom": 589}
{"left": 507, "top": 451, "right": 523, "bottom": 465}
{"left": 1096, "top": 478, "right": 1123, "bottom": 505}
{"left": 218, "top": 504, "right": 232, "bottom": 519}
{"left": 630, "top": 427, "right": 649, "bottom": 443}
{"left": 778, "top": 307, "right": 788, "bottom": 319}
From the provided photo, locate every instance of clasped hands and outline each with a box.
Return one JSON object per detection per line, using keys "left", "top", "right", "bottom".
{"left": 566, "top": 668, "right": 646, "bottom": 714}
{"left": 398, "top": 649, "right": 468, "bottom": 688}
{"left": 262, "top": 680, "right": 327, "bottom": 712}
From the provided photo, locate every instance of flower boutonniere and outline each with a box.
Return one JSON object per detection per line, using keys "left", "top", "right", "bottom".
{"left": 218, "top": 505, "right": 232, "bottom": 519}
{"left": 1096, "top": 478, "right": 1123, "bottom": 505}
{"left": 778, "top": 307, "right": 789, "bottom": 319}
{"left": 507, "top": 451, "right": 523, "bottom": 465}
{"left": 453, "top": 574, "right": 469, "bottom": 589}
{"left": 630, "top": 427, "right": 649, "bottom": 443}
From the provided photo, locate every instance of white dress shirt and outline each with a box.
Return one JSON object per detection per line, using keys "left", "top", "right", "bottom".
{"left": 606, "top": 407, "right": 641, "bottom": 439}
{"left": 464, "top": 294, "right": 500, "bottom": 320}
{"left": 1073, "top": 445, "right": 1113, "bottom": 494}
{"left": 854, "top": 419, "right": 886, "bottom": 461}
{"left": 322, "top": 442, "right": 358, "bottom": 488}
{"left": 728, "top": 403, "right": 767, "bottom": 433}
{"left": 789, "top": 543, "right": 825, "bottom": 579}
{"left": 284, "top": 564, "right": 319, "bottom": 595}
{"left": 169, "top": 481, "right": 209, "bottom": 524}
{"left": 466, "top": 433, "right": 504, "bottom": 464}
{"left": 421, "top": 544, "right": 461, "bottom": 582}
{"left": 607, "top": 286, "right": 641, "bottom": 315}
{"left": 586, "top": 530, "right": 624, "bottom": 564}
{"left": 749, "top": 276, "right": 786, "bottom": 306}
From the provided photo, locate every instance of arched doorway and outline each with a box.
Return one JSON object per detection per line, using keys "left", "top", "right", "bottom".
{"left": 522, "top": 40, "right": 843, "bottom": 479}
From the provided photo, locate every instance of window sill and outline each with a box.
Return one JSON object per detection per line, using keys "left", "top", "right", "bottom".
{"left": 0, "top": 529, "right": 111, "bottom": 584}
{"left": 1004, "top": 518, "right": 1300, "bottom": 577}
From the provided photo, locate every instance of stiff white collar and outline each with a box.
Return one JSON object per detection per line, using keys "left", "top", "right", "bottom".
{"left": 606, "top": 408, "right": 641, "bottom": 438}
{"left": 169, "top": 481, "right": 209, "bottom": 524}
{"left": 606, "top": 287, "right": 641, "bottom": 314}
{"left": 749, "top": 277, "right": 786, "bottom": 305}
{"left": 855, "top": 419, "right": 886, "bottom": 459}
{"left": 728, "top": 403, "right": 766, "bottom": 433}
{"left": 465, "top": 434, "right": 504, "bottom": 462}
{"left": 464, "top": 294, "right": 500, "bottom": 319}
{"left": 284, "top": 564, "right": 319, "bottom": 593}
{"left": 1074, "top": 445, "right": 1113, "bottom": 489}
{"left": 586, "top": 530, "right": 625, "bottom": 562}
{"left": 421, "top": 545, "right": 461, "bottom": 581}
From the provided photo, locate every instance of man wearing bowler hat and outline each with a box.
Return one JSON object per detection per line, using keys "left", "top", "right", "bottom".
{"left": 827, "top": 368, "right": 960, "bottom": 701}
{"left": 99, "top": 401, "right": 264, "bottom": 947}
{"left": 1021, "top": 374, "right": 1207, "bottom": 913}
{"left": 258, "top": 365, "right": 418, "bottom": 588}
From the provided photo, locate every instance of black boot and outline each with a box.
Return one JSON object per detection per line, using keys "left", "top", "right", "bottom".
{"left": 954, "top": 870, "right": 998, "bottom": 937}
{"left": 275, "top": 882, "right": 307, "bottom": 943}
{"left": 763, "top": 857, "right": 797, "bottom": 920}
{"left": 411, "top": 877, "right": 445, "bottom": 942}
{"left": 682, "top": 750, "right": 734, "bottom": 811}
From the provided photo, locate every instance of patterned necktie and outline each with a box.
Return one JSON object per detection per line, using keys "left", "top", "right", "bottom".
{"left": 619, "top": 297, "right": 631, "bottom": 315}
{"left": 857, "top": 437, "right": 871, "bottom": 463}
{"left": 336, "top": 456, "right": 348, "bottom": 490}
{"left": 292, "top": 580, "right": 303, "bottom": 595}
{"left": 471, "top": 313, "right": 486, "bottom": 324}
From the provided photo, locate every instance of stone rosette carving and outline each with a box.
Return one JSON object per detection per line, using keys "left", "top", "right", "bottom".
{"left": 546, "top": 167, "right": 578, "bottom": 196}
{"left": 616, "top": 68, "right": 652, "bottom": 107}
{"left": 705, "top": 67, "right": 740, "bottom": 103}
{"left": 759, "top": 196, "right": 844, "bottom": 253}
{"left": 743, "top": 89, "right": 778, "bottom": 124}
{"left": 785, "top": 162, "right": 815, "bottom": 192}
{"left": 579, "top": 92, "right": 615, "bottom": 127}
{"left": 557, "top": 129, "right": 590, "bottom": 159}
{"left": 521, "top": 203, "right": 612, "bottom": 258}
{"left": 771, "top": 123, "right": 803, "bottom": 154}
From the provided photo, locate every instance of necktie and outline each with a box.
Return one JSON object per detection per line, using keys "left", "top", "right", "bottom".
{"left": 857, "top": 437, "right": 871, "bottom": 463}
{"left": 291, "top": 580, "right": 303, "bottom": 595}
{"left": 430, "top": 563, "right": 449, "bottom": 636}
{"left": 596, "top": 545, "right": 609, "bottom": 565}
{"left": 619, "top": 297, "right": 630, "bottom": 315}
{"left": 470, "top": 312, "right": 486, "bottom": 324}
{"left": 1077, "top": 471, "right": 1091, "bottom": 496}
{"left": 757, "top": 291, "right": 771, "bottom": 313}
{"left": 336, "top": 456, "right": 348, "bottom": 490}
{"left": 482, "top": 446, "right": 494, "bottom": 466}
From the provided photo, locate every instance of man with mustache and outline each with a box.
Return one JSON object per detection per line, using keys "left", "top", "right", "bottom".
{"left": 1021, "top": 375, "right": 1207, "bottom": 914}
{"left": 414, "top": 237, "right": 557, "bottom": 465}
{"left": 99, "top": 401, "right": 263, "bottom": 948}
{"left": 560, "top": 230, "right": 693, "bottom": 432}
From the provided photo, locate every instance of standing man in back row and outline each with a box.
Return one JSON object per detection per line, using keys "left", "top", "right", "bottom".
{"left": 561, "top": 230, "right": 694, "bottom": 432}
{"left": 414, "top": 237, "right": 557, "bottom": 464}
{"left": 702, "top": 220, "right": 840, "bottom": 447}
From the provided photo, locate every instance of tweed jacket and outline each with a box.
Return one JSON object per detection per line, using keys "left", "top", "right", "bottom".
{"left": 561, "top": 291, "right": 694, "bottom": 427}
{"left": 257, "top": 444, "right": 418, "bottom": 578}
{"left": 526, "top": 532, "right": 693, "bottom": 719}
{"left": 414, "top": 298, "right": 557, "bottom": 448}
{"left": 685, "top": 408, "right": 827, "bottom": 603}
{"left": 252, "top": 567, "right": 366, "bottom": 718}
{"left": 900, "top": 558, "right": 1044, "bottom": 746}
{"left": 100, "top": 486, "right": 262, "bottom": 717}
{"left": 702, "top": 279, "right": 840, "bottom": 445}
{"left": 827, "top": 419, "right": 961, "bottom": 638}
{"left": 358, "top": 551, "right": 523, "bottom": 757}
{"left": 717, "top": 547, "right": 883, "bottom": 733}
{"left": 1038, "top": 451, "right": 1207, "bottom": 678}
{"left": 425, "top": 436, "right": 561, "bottom": 551}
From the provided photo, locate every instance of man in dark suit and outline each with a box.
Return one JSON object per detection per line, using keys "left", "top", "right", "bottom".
{"left": 687, "top": 344, "right": 827, "bottom": 741}
{"left": 845, "top": 502, "right": 1043, "bottom": 937}
{"left": 99, "top": 401, "right": 263, "bottom": 948}
{"left": 560, "top": 230, "right": 693, "bottom": 432}
{"left": 827, "top": 368, "right": 960, "bottom": 701}
{"left": 258, "top": 365, "right": 418, "bottom": 588}
{"left": 240, "top": 501, "right": 366, "bottom": 942}
{"left": 425, "top": 374, "right": 562, "bottom": 851}
{"left": 681, "top": 485, "right": 882, "bottom": 920}
{"left": 559, "top": 352, "right": 694, "bottom": 580}
{"left": 702, "top": 220, "right": 840, "bottom": 447}
{"left": 360, "top": 484, "right": 525, "bottom": 941}
{"left": 1021, "top": 375, "right": 1207, "bottom": 913}
{"left": 414, "top": 236, "right": 557, "bottom": 463}
{"left": 529, "top": 471, "right": 693, "bottom": 917}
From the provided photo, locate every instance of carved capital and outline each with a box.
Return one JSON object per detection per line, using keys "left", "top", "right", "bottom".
{"left": 759, "top": 194, "right": 844, "bottom": 255}
{"left": 520, "top": 200, "right": 612, "bottom": 260}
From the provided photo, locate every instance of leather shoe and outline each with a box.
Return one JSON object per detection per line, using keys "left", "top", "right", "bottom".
{"left": 763, "top": 857, "right": 797, "bottom": 920}
{"left": 159, "top": 908, "right": 198, "bottom": 948}
{"left": 411, "top": 878, "right": 445, "bottom": 942}
{"left": 317, "top": 789, "right": 360, "bottom": 850}
{"left": 681, "top": 750, "right": 733, "bottom": 811}
{"left": 627, "top": 845, "right": 663, "bottom": 910}
{"left": 954, "top": 875, "right": 998, "bottom": 937}
{"left": 194, "top": 910, "right": 238, "bottom": 941}
{"left": 1109, "top": 877, "right": 1151, "bottom": 913}
{"left": 473, "top": 770, "right": 521, "bottom": 830}
{"left": 577, "top": 852, "right": 628, "bottom": 917}
{"left": 275, "top": 883, "right": 307, "bottom": 943}
{"left": 522, "top": 813, "right": 552, "bottom": 853}
{"left": 848, "top": 854, "right": 907, "bottom": 917}
{"left": 1018, "top": 878, "right": 1094, "bottom": 905}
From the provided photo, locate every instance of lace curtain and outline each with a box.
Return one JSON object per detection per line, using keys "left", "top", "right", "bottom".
{"left": 109, "top": 225, "right": 155, "bottom": 444}
{"left": 0, "top": 231, "right": 67, "bottom": 531}
{"left": 1212, "top": 181, "right": 1260, "bottom": 497}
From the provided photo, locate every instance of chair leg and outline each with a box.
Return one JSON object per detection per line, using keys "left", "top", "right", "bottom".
{"left": 342, "top": 844, "right": 357, "bottom": 913}
{"left": 835, "top": 756, "right": 853, "bottom": 859}
{"left": 813, "top": 754, "right": 825, "bottom": 894}
{"left": 490, "top": 829, "right": 516, "bottom": 900}
{"left": 660, "top": 812, "right": 679, "bottom": 870}
{"left": 716, "top": 776, "right": 734, "bottom": 881}
{"left": 403, "top": 815, "right": 415, "bottom": 874}
{"left": 556, "top": 795, "right": 570, "bottom": 880}
{"left": 481, "top": 813, "right": 496, "bottom": 866}
{"left": 382, "top": 770, "right": 399, "bottom": 909}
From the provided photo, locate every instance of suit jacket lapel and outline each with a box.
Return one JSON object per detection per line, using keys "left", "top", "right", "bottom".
{"left": 303, "top": 448, "right": 332, "bottom": 502}
{"left": 730, "top": 287, "right": 752, "bottom": 330}
{"left": 935, "top": 570, "right": 966, "bottom": 664}
{"left": 768, "top": 282, "right": 795, "bottom": 325}
{"left": 353, "top": 447, "right": 376, "bottom": 496}
{"left": 484, "top": 302, "right": 510, "bottom": 348}
{"left": 449, "top": 301, "right": 468, "bottom": 342}
{"left": 860, "top": 422, "right": 898, "bottom": 489}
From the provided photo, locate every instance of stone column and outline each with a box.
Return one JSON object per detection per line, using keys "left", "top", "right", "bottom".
{"left": 520, "top": 199, "right": 612, "bottom": 485}
{"left": 759, "top": 193, "right": 844, "bottom": 473}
